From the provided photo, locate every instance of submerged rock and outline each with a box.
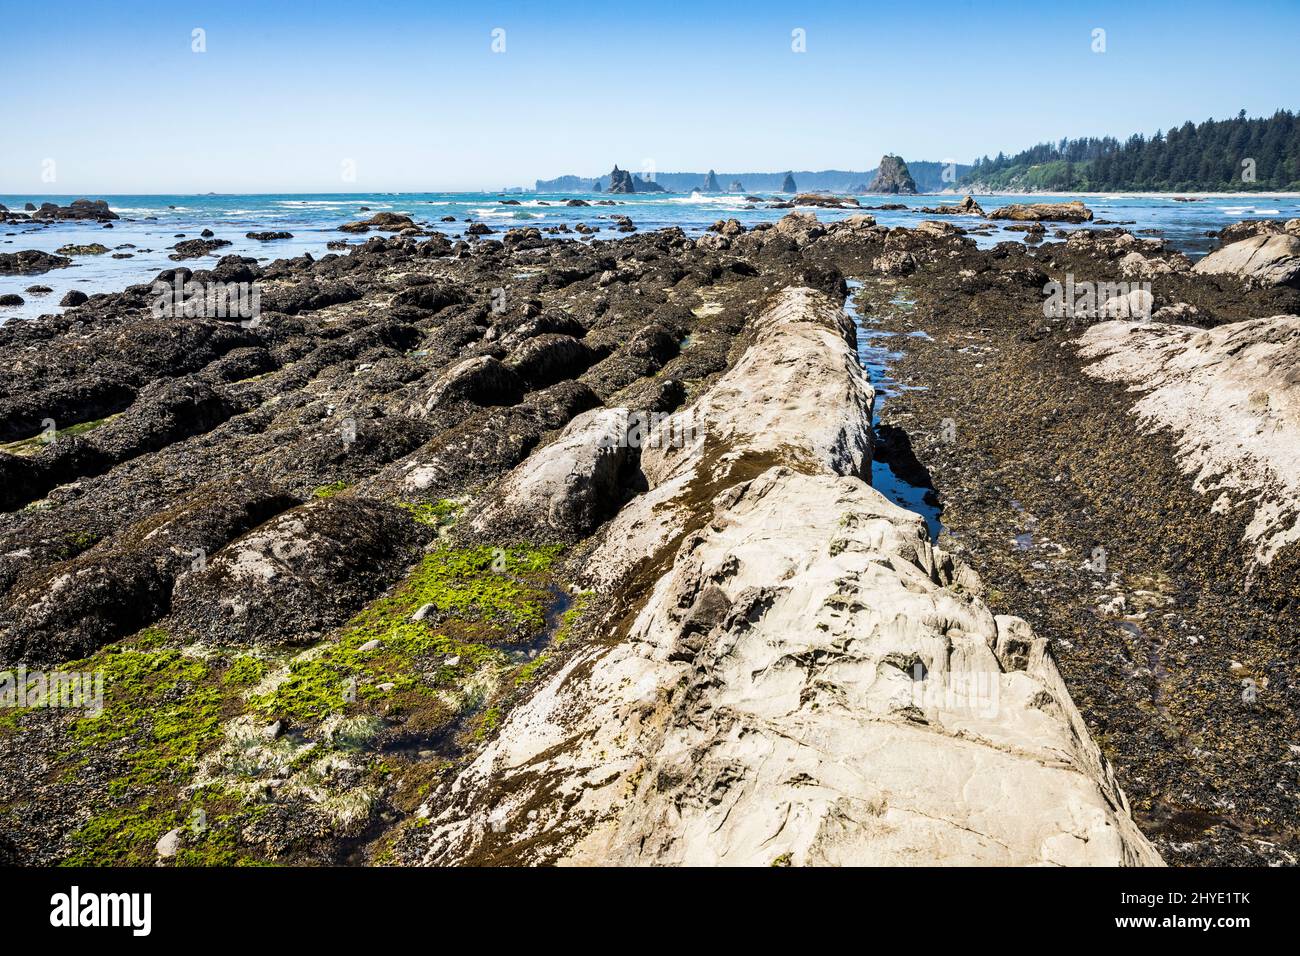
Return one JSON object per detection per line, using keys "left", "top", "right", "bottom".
{"left": 0, "top": 250, "right": 72, "bottom": 275}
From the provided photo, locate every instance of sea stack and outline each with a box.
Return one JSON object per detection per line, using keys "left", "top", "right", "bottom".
{"left": 867, "top": 155, "right": 918, "bottom": 194}
{"left": 607, "top": 165, "right": 636, "bottom": 194}
{"left": 781, "top": 171, "right": 797, "bottom": 193}
{"left": 701, "top": 169, "right": 721, "bottom": 192}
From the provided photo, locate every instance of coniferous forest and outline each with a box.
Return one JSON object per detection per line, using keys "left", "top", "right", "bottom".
{"left": 961, "top": 110, "right": 1300, "bottom": 191}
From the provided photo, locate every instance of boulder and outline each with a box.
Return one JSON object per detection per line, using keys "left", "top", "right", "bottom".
{"left": 989, "top": 201, "right": 1094, "bottom": 223}
{"left": 920, "top": 195, "right": 984, "bottom": 216}
{"left": 421, "top": 356, "right": 524, "bottom": 412}
{"left": 793, "top": 193, "right": 860, "bottom": 209}
{"left": 0, "top": 250, "right": 72, "bottom": 275}
{"left": 1192, "top": 233, "right": 1300, "bottom": 288}
{"left": 773, "top": 211, "right": 825, "bottom": 245}
{"left": 467, "top": 407, "right": 635, "bottom": 540}
{"left": 504, "top": 333, "right": 594, "bottom": 388}
{"left": 914, "top": 220, "right": 964, "bottom": 238}
{"left": 169, "top": 238, "right": 233, "bottom": 260}
{"left": 169, "top": 497, "right": 424, "bottom": 646}
{"left": 32, "top": 199, "right": 119, "bottom": 221}
{"left": 339, "top": 212, "right": 415, "bottom": 233}
{"left": 1216, "top": 219, "right": 1287, "bottom": 244}
{"left": 873, "top": 250, "right": 918, "bottom": 276}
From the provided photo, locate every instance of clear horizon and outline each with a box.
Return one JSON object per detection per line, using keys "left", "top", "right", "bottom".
{"left": 3, "top": 0, "right": 1299, "bottom": 193}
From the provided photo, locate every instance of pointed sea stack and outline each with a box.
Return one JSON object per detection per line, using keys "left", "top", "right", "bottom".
{"left": 781, "top": 171, "right": 797, "bottom": 193}
{"left": 701, "top": 169, "right": 721, "bottom": 192}
{"left": 867, "top": 155, "right": 918, "bottom": 194}
{"left": 607, "top": 166, "right": 636, "bottom": 194}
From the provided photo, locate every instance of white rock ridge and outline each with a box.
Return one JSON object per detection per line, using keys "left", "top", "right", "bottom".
{"left": 415, "top": 288, "right": 1160, "bottom": 867}
{"left": 1192, "top": 233, "right": 1300, "bottom": 288}
{"left": 1078, "top": 316, "right": 1300, "bottom": 565}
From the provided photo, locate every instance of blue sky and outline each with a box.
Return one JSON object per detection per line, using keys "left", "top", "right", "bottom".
{"left": 3, "top": 0, "right": 1298, "bottom": 192}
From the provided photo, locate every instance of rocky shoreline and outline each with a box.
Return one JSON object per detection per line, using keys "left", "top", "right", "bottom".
{"left": 0, "top": 207, "right": 1296, "bottom": 866}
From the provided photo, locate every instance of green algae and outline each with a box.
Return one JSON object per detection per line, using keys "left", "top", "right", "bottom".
{"left": 223, "top": 654, "right": 267, "bottom": 686}
{"left": 31, "top": 544, "right": 566, "bottom": 865}
{"left": 51, "top": 636, "right": 267, "bottom": 865}
{"left": 311, "top": 480, "right": 351, "bottom": 499}
{"left": 0, "top": 415, "right": 114, "bottom": 457}
{"left": 398, "top": 498, "right": 464, "bottom": 529}
{"left": 251, "top": 544, "right": 561, "bottom": 723}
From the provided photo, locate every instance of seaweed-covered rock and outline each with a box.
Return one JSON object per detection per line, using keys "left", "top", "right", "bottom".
{"left": 990, "top": 201, "right": 1094, "bottom": 223}
{"left": 169, "top": 497, "right": 425, "bottom": 646}
{"left": 0, "top": 250, "right": 72, "bottom": 275}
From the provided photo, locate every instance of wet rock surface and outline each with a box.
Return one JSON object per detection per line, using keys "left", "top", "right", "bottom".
{"left": 833, "top": 227, "right": 1300, "bottom": 867}
{"left": 0, "top": 212, "right": 1295, "bottom": 866}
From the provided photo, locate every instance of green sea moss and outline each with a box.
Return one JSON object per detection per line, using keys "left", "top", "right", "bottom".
{"left": 251, "top": 544, "right": 561, "bottom": 723}
{"left": 311, "top": 480, "right": 350, "bottom": 499}
{"left": 223, "top": 655, "right": 267, "bottom": 686}
{"left": 54, "top": 636, "right": 267, "bottom": 865}
{"left": 398, "top": 498, "right": 464, "bottom": 529}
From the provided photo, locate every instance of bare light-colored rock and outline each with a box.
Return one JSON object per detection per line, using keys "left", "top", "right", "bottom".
{"left": 468, "top": 406, "right": 632, "bottom": 539}
{"left": 1079, "top": 316, "right": 1300, "bottom": 564}
{"left": 414, "top": 286, "right": 1160, "bottom": 867}
{"left": 579, "top": 287, "right": 872, "bottom": 592}
{"left": 989, "top": 200, "right": 1093, "bottom": 223}
{"left": 1192, "top": 233, "right": 1300, "bottom": 288}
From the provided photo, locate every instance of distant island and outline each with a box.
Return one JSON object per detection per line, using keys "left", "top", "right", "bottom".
{"left": 960, "top": 110, "right": 1300, "bottom": 193}
{"left": 536, "top": 159, "right": 971, "bottom": 194}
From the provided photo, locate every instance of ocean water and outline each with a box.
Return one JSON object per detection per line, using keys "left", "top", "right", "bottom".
{"left": 3, "top": 190, "right": 1298, "bottom": 323}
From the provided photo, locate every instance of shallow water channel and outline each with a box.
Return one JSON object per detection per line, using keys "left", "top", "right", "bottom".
{"left": 844, "top": 279, "right": 944, "bottom": 541}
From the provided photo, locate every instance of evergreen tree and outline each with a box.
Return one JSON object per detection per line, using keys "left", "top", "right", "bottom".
{"left": 959, "top": 110, "right": 1299, "bottom": 191}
